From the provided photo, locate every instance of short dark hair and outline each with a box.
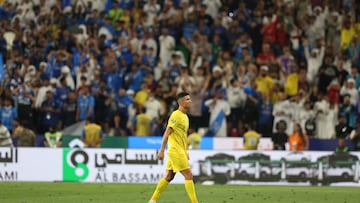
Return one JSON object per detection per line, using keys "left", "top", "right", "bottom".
{"left": 176, "top": 92, "right": 189, "bottom": 101}
{"left": 86, "top": 117, "right": 94, "bottom": 123}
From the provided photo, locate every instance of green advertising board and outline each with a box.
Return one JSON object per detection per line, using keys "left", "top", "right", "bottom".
{"left": 62, "top": 136, "right": 128, "bottom": 148}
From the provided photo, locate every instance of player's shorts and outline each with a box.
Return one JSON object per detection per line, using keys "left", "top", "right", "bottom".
{"left": 165, "top": 152, "right": 190, "bottom": 173}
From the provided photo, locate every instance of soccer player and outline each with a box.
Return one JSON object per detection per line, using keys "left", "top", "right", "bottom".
{"left": 148, "top": 92, "right": 198, "bottom": 203}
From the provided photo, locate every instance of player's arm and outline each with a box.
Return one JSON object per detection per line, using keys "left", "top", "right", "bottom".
{"left": 157, "top": 126, "right": 173, "bottom": 160}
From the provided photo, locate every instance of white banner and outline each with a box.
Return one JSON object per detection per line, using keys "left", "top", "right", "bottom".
{"left": 0, "top": 148, "right": 62, "bottom": 181}
{"left": 213, "top": 137, "right": 274, "bottom": 150}
{"left": 1, "top": 147, "right": 360, "bottom": 186}
{"left": 62, "top": 148, "right": 166, "bottom": 183}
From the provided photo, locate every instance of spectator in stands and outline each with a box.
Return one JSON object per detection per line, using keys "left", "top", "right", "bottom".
{"left": 348, "top": 36, "right": 360, "bottom": 68}
{"left": 76, "top": 75, "right": 91, "bottom": 95}
{"left": 272, "top": 120, "right": 288, "bottom": 150}
{"left": 158, "top": 27, "right": 175, "bottom": 66}
{"left": 340, "top": 17, "right": 355, "bottom": 50}
{"left": 298, "top": 100, "right": 316, "bottom": 137}
{"left": 44, "top": 125, "right": 62, "bottom": 148}
{"left": 232, "top": 33, "right": 253, "bottom": 64}
{"left": 93, "top": 78, "right": 111, "bottom": 133}
{"left": 12, "top": 119, "right": 36, "bottom": 147}
{"left": 130, "top": 107, "right": 152, "bottom": 136}
{"left": 81, "top": 117, "right": 104, "bottom": 148}
{"left": 59, "top": 66, "right": 75, "bottom": 90}
{"left": 175, "top": 66, "right": 196, "bottom": 94}
{"left": 272, "top": 91, "right": 293, "bottom": 135}
{"left": 125, "top": 62, "right": 144, "bottom": 92}
{"left": 243, "top": 122, "right": 260, "bottom": 150}
{"left": 347, "top": 65, "right": 360, "bottom": 89}
{"left": 40, "top": 90, "right": 61, "bottom": 134}
{"left": 242, "top": 83, "right": 260, "bottom": 128}
{"left": 143, "top": 0, "right": 161, "bottom": 27}
{"left": 350, "top": 118, "right": 360, "bottom": 151}
{"left": 76, "top": 85, "right": 95, "bottom": 122}
{"left": 303, "top": 38, "right": 325, "bottom": 85}
{"left": 113, "top": 88, "right": 134, "bottom": 129}
{"left": 187, "top": 77, "right": 207, "bottom": 128}
{"left": 289, "top": 123, "right": 309, "bottom": 151}
{"left": 336, "top": 114, "right": 352, "bottom": 139}
{"left": 35, "top": 76, "right": 52, "bottom": 108}
{"left": 226, "top": 78, "right": 246, "bottom": 136}
{"left": 9, "top": 67, "right": 23, "bottom": 94}
{"left": 335, "top": 138, "right": 349, "bottom": 153}
{"left": 339, "top": 94, "right": 357, "bottom": 129}
{"left": 16, "top": 78, "right": 35, "bottom": 127}
{"left": 108, "top": 113, "right": 127, "bottom": 137}
{"left": 297, "top": 68, "right": 310, "bottom": 93}
{"left": 166, "top": 53, "right": 183, "bottom": 83}
{"left": 326, "top": 11, "right": 341, "bottom": 48}
{"left": 323, "top": 102, "right": 339, "bottom": 139}
{"left": 327, "top": 79, "right": 341, "bottom": 105}
{"left": 0, "top": 0, "right": 357, "bottom": 145}
{"left": 0, "top": 97, "right": 17, "bottom": 133}
{"left": 317, "top": 55, "right": 338, "bottom": 95}
{"left": 277, "top": 46, "right": 296, "bottom": 79}
{"left": 0, "top": 121, "right": 13, "bottom": 147}
{"left": 340, "top": 78, "right": 359, "bottom": 105}
{"left": 62, "top": 91, "right": 77, "bottom": 128}
{"left": 255, "top": 65, "right": 274, "bottom": 98}
{"left": 336, "top": 60, "right": 350, "bottom": 87}
{"left": 256, "top": 43, "right": 276, "bottom": 67}
{"left": 144, "top": 91, "right": 165, "bottom": 120}
{"left": 163, "top": 84, "right": 179, "bottom": 115}
{"left": 204, "top": 89, "right": 231, "bottom": 137}
{"left": 313, "top": 94, "right": 331, "bottom": 138}
{"left": 55, "top": 77, "right": 71, "bottom": 108}
{"left": 258, "top": 93, "right": 273, "bottom": 138}
{"left": 188, "top": 126, "right": 201, "bottom": 150}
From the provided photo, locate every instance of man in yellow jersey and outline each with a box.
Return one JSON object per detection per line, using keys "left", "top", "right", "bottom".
{"left": 131, "top": 107, "right": 152, "bottom": 136}
{"left": 244, "top": 122, "right": 260, "bottom": 150}
{"left": 148, "top": 92, "right": 198, "bottom": 203}
{"left": 81, "top": 117, "right": 104, "bottom": 148}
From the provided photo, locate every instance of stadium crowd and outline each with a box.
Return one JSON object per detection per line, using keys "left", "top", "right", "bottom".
{"left": 0, "top": 0, "right": 360, "bottom": 149}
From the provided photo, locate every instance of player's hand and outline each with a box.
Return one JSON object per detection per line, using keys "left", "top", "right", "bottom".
{"left": 157, "top": 150, "right": 165, "bottom": 160}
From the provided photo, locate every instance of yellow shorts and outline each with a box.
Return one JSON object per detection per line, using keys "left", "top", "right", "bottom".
{"left": 165, "top": 152, "right": 190, "bottom": 173}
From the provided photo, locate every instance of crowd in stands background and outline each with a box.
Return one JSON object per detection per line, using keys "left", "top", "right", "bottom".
{"left": 0, "top": 0, "right": 360, "bottom": 149}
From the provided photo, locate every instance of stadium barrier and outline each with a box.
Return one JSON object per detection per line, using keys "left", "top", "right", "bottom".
{"left": 61, "top": 136, "right": 354, "bottom": 151}
{"left": 1, "top": 147, "right": 359, "bottom": 186}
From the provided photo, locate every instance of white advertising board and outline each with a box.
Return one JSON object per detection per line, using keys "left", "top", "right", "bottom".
{"left": 1, "top": 148, "right": 360, "bottom": 186}
{"left": 62, "top": 148, "right": 167, "bottom": 183}
{"left": 0, "top": 148, "right": 62, "bottom": 181}
{"left": 213, "top": 137, "right": 274, "bottom": 150}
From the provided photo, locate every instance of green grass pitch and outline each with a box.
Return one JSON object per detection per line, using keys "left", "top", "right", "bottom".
{"left": 0, "top": 182, "right": 359, "bottom": 203}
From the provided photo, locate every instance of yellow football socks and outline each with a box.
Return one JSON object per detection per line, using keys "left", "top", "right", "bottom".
{"left": 150, "top": 178, "right": 169, "bottom": 201}
{"left": 185, "top": 180, "right": 198, "bottom": 203}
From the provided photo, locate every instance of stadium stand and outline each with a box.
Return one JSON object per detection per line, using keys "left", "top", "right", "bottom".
{"left": 0, "top": 0, "right": 359, "bottom": 150}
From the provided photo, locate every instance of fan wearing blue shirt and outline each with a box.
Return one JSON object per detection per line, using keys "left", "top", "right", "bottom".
{"left": 40, "top": 91, "right": 61, "bottom": 134}
{"left": 0, "top": 97, "right": 17, "bottom": 132}
{"left": 125, "top": 63, "right": 144, "bottom": 92}
{"left": 113, "top": 88, "right": 134, "bottom": 129}
{"left": 76, "top": 87, "right": 95, "bottom": 121}
{"left": 55, "top": 77, "right": 72, "bottom": 107}
{"left": 106, "top": 65, "right": 124, "bottom": 96}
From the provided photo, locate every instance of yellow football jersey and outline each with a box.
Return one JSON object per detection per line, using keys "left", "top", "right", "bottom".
{"left": 82, "top": 123, "right": 103, "bottom": 147}
{"left": 244, "top": 130, "right": 260, "bottom": 150}
{"left": 135, "top": 113, "right": 152, "bottom": 136}
{"left": 167, "top": 110, "right": 189, "bottom": 155}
